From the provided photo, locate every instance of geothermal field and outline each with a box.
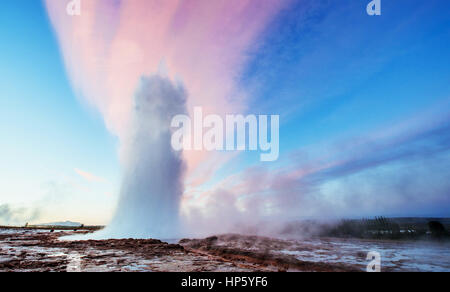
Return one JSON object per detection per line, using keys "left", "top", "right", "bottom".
{"left": 2, "top": 0, "right": 450, "bottom": 277}
{"left": 1, "top": 224, "right": 449, "bottom": 272}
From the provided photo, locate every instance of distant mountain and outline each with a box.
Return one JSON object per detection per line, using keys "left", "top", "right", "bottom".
{"left": 37, "top": 221, "right": 82, "bottom": 227}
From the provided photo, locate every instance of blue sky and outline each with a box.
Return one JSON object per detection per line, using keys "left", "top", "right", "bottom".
{"left": 195, "top": 0, "right": 450, "bottom": 219}
{"left": 0, "top": 0, "right": 449, "bottom": 225}
{"left": 0, "top": 0, "right": 119, "bottom": 224}
{"left": 243, "top": 0, "right": 450, "bottom": 150}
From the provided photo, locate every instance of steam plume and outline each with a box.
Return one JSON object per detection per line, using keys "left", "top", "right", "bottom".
{"left": 102, "top": 75, "right": 187, "bottom": 238}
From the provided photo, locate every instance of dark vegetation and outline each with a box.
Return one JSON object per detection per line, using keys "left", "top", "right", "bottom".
{"left": 321, "top": 217, "right": 450, "bottom": 240}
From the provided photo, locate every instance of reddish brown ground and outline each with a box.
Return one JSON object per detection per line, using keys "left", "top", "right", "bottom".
{"left": 180, "top": 235, "right": 361, "bottom": 272}
{"left": 1, "top": 229, "right": 448, "bottom": 272}
{"left": 0, "top": 229, "right": 262, "bottom": 272}
{"left": 0, "top": 229, "right": 361, "bottom": 272}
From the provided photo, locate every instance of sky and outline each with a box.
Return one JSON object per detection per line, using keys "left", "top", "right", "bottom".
{"left": 0, "top": 0, "right": 449, "bottom": 227}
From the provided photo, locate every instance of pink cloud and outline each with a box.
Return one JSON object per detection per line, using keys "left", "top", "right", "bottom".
{"left": 74, "top": 168, "right": 105, "bottom": 183}
{"left": 45, "top": 0, "right": 288, "bottom": 184}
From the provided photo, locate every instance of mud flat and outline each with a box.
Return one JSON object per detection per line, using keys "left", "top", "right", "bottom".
{"left": 0, "top": 229, "right": 448, "bottom": 272}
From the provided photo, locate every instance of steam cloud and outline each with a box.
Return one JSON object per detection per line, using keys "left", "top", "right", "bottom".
{"left": 181, "top": 118, "right": 450, "bottom": 238}
{"left": 92, "top": 75, "right": 187, "bottom": 239}
{"left": 0, "top": 204, "right": 41, "bottom": 226}
{"left": 45, "top": 0, "right": 284, "bottom": 239}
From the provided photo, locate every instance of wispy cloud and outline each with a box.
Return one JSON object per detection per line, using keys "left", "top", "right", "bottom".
{"left": 182, "top": 106, "right": 450, "bottom": 233}
{"left": 74, "top": 168, "right": 106, "bottom": 183}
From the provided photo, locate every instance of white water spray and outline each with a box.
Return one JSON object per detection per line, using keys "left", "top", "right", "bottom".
{"left": 88, "top": 75, "right": 187, "bottom": 239}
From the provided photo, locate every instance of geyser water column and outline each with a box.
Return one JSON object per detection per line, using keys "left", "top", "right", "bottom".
{"left": 103, "top": 75, "right": 187, "bottom": 239}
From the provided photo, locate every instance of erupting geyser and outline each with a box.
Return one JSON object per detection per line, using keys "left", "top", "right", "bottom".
{"left": 102, "top": 75, "right": 187, "bottom": 239}
{"left": 45, "top": 0, "right": 285, "bottom": 239}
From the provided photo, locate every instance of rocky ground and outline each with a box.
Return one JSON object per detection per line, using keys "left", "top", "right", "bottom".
{"left": 0, "top": 229, "right": 448, "bottom": 272}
